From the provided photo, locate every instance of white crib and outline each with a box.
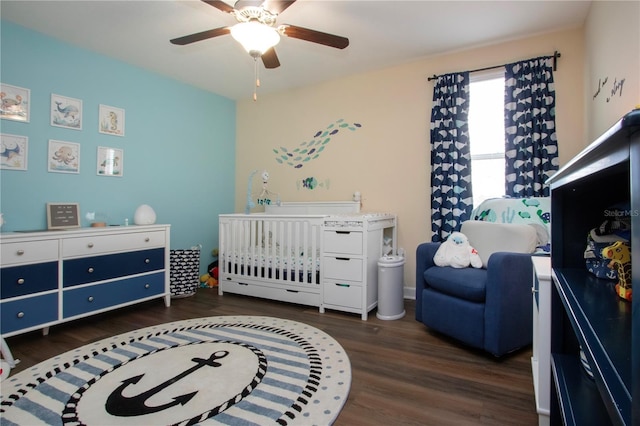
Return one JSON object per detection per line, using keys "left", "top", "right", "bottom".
{"left": 218, "top": 202, "right": 397, "bottom": 319}
{"left": 218, "top": 213, "right": 326, "bottom": 307}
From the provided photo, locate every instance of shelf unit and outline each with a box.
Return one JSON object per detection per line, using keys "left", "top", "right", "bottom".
{"left": 547, "top": 110, "right": 639, "bottom": 425}
{"left": 531, "top": 255, "right": 552, "bottom": 425}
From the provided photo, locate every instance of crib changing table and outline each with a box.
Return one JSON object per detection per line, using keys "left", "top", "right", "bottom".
{"left": 218, "top": 202, "right": 397, "bottom": 320}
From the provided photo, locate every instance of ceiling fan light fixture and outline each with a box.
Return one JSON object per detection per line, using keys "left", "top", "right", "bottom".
{"left": 231, "top": 21, "right": 280, "bottom": 56}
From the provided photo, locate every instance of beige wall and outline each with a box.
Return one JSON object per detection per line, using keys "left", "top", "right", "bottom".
{"left": 236, "top": 27, "right": 585, "bottom": 295}
{"left": 584, "top": 1, "right": 640, "bottom": 143}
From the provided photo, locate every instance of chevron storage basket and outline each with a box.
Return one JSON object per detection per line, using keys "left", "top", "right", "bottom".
{"left": 169, "top": 247, "right": 200, "bottom": 298}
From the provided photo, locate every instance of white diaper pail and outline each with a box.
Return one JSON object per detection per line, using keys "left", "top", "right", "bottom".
{"left": 376, "top": 255, "right": 406, "bottom": 320}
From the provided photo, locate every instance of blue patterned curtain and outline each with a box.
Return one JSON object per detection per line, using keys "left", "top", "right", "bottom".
{"left": 430, "top": 72, "right": 472, "bottom": 242}
{"left": 504, "top": 56, "right": 559, "bottom": 197}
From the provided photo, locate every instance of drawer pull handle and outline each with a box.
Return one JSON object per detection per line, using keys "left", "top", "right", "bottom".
{"left": 144, "top": 258, "right": 150, "bottom": 264}
{"left": 336, "top": 231, "right": 351, "bottom": 235}
{"left": 145, "top": 237, "right": 150, "bottom": 242}
{"left": 17, "top": 278, "right": 25, "bottom": 285}
{"left": 17, "top": 312, "right": 25, "bottom": 319}
{"left": 145, "top": 284, "right": 150, "bottom": 289}
{"left": 88, "top": 296, "right": 94, "bottom": 302}
{"left": 336, "top": 283, "right": 351, "bottom": 288}
{"left": 286, "top": 289, "right": 299, "bottom": 293}
{"left": 87, "top": 267, "right": 94, "bottom": 273}
{"left": 87, "top": 243, "right": 94, "bottom": 248}
{"left": 335, "top": 257, "right": 350, "bottom": 261}
{"left": 16, "top": 249, "right": 25, "bottom": 256}
{"left": 531, "top": 287, "right": 538, "bottom": 294}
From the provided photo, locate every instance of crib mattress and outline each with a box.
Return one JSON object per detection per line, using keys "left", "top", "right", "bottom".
{"left": 222, "top": 252, "right": 320, "bottom": 285}
{"left": 221, "top": 252, "right": 320, "bottom": 270}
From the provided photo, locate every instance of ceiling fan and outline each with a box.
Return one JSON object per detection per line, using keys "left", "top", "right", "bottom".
{"left": 170, "top": 0, "right": 349, "bottom": 69}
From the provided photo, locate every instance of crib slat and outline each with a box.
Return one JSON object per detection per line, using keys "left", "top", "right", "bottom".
{"left": 219, "top": 214, "right": 323, "bottom": 287}
{"left": 263, "top": 221, "right": 267, "bottom": 276}
{"left": 289, "top": 221, "right": 294, "bottom": 282}
{"left": 219, "top": 219, "right": 227, "bottom": 275}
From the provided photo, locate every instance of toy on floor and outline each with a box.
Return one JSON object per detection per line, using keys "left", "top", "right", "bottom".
{"left": 200, "top": 272, "right": 217, "bottom": 288}
{"left": 200, "top": 249, "right": 220, "bottom": 288}
{"left": 434, "top": 231, "right": 482, "bottom": 269}
{"left": 602, "top": 240, "right": 632, "bottom": 301}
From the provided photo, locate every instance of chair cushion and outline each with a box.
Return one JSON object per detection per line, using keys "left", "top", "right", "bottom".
{"left": 469, "top": 196, "right": 551, "bottom": 240}
{"left": 423, "top": 266, "right": 487, "bottom": 302}
{"left": 460, "top": 221, "right": 538, "bottom": 268}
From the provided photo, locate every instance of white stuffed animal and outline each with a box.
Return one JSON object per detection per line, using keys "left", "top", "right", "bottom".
{"left": 434, "top": 232, "right": 483, "bottom": 269}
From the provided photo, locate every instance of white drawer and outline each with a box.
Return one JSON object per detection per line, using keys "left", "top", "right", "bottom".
{"left": 1, "top": 240, "right": 59, "bottom": 265}
{"left": 63, "top": 230, "right": 165, "bottom": 257}
{"left": 323, "top": 230, "right": 363, "bottom": 255}
{"left": 324, "top": 256, "right": 363, "bottom": 281}
{"left": 221, "top": 281, "right": 320, "bottom": 307}
{"left": 324, "top": 281, "right": 362, "bottom": 309}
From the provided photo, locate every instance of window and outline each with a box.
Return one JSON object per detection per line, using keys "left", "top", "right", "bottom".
{"left": 468, "top": 71, "right": 505, "bottom": 208}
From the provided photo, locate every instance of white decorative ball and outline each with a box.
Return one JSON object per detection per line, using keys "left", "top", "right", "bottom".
{"left": 133, "top": 204, "right": 156, "bottom": 225}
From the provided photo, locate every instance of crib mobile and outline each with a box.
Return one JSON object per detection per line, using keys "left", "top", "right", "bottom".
{"left": 245, "top": 169, "right": 281, "bottom": 214}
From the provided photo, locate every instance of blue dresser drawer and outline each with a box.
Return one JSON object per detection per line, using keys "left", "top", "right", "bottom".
{"left": 1, "top": 261, "right": 58, "bottom": 300}
{"left": 63, "top": 248, "right": 165, "bottom": 287}
{"left": 63, "top": 272, "right": 165, "bottom": 318}
{"left": 1, "top": 293, "right": 58, "bottom": 334}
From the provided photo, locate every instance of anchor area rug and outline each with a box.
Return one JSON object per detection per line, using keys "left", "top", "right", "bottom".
{"left": 0, "top": 316, "right": 351, "bottom": 425}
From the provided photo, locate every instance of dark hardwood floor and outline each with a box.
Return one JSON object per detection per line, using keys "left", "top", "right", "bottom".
{"left": 4, "top": 289, "right": 539, "bottom": 425}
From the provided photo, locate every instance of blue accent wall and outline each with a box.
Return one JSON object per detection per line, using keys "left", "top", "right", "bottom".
{"left": 1, "top": 21, "right": 235, "bottom": 273}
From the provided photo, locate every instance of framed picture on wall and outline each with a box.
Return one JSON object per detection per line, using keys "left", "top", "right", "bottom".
{"left": 0, "top": 83, "right": 30, "bottom": 122}
{"left": 97, "top": 146, "right": 123, "bottom": 177}
{"left": 48, "top": 139, "right": 80, "bottom": 174}
{"left": 98, "top": 104, "right": 125, "bottom": 136}
{"left": 0, "top": 133, "right": 28, "bottom": 171}
{"left": 51, "top": 94, "right": 82, "bottom": 130}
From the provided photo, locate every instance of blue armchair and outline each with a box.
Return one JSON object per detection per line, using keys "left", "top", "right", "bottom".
{"left": 415, "top": 221, "right": 537, "bottom": 357}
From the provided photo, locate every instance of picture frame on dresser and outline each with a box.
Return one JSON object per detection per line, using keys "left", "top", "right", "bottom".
{"left": 46, "top": 203, "right": 80, "bottom": 230}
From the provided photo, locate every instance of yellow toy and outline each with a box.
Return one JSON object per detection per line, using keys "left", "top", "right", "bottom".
{"left": 200, "top": 273, "right": 218, "bottom": 288}
{"left": 200, "top": 248, "right": 220, "bottom": 288}
{"left": 602, "top": 240, "right": 632, "bottom": 301}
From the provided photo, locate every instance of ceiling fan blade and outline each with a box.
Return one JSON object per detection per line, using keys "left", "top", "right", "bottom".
{"left": 201, "top": 0, "right": 235, "bottom": 14}
{"left": 170, "top": 27, "right": 231, "bottom": 45}
{"left": 280, "top": 24, "right": 349, "bottom": 49}
{"left": 264, "top": 0, "right": 296, "bottom": 14}
{"left": 261, "top": 48, "right": 280, "bottom": 69}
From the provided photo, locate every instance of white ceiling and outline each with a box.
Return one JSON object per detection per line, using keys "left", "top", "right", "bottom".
{"left": 1, "top": 0, "right": 592, "bottom": 101}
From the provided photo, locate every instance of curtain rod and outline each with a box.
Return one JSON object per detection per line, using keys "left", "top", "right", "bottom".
{"left": 427, "top": 51, "right": 561, "bottom": 82}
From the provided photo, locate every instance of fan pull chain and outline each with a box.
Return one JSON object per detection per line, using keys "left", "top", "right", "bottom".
{"left": 253, "top": 57, "right": 260, "bottom": 101}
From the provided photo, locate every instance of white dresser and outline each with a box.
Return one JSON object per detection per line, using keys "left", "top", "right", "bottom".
{"left": 1, "top": 225, "right": 171, "bottom": 337}
{"left": 531, "top": 255, "right": 551, "bottom": 426}
{"left": 320, "top": 214, "right": 396, "bottom": 320}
